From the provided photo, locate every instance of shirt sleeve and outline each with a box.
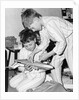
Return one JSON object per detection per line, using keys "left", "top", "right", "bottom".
{"left": 46, "top": 19, "right": 67, "bottom": 55}
{"left": 37, "top": 28, "right": 50, "bottom": 52}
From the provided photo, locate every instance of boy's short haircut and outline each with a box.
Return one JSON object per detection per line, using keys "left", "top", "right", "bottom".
{"left": 19, "top": 28, "right": 36, "bottom": 44}
{"left": 21, "top": 9, "right": 42, "bottom": 28}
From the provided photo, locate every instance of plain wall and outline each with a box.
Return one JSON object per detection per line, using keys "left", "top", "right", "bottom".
{"left": 5, "top": 8, "right": 62, "bottom": 65}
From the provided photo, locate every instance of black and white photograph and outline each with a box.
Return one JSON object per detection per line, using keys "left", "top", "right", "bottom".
{"left": 0, "top": 0, "right": 79, "bottom": 100}
{"left": 5, "top": 8, "right": 73, "bottom": 92}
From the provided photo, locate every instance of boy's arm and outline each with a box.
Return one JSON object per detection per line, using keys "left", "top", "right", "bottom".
{"left": 39, "top": 19, "right": 68, "bottom": 61}
{"left": 36, "top": 30, "right": 50, "bottom": 53}
{"left": 9, "top": 48, "right": 28, "bottom": 69}
{"left": 46, "top": 20, "right": 67, "bottom": 56}
{"left": 16, "top": 59, "right": 54, "bottom": 70}
{"left": 30, "top": 30, "right": 50, "bottom": 57}
{"left": 39, "top": 50, "right": 56, "bottom": 61}
{"left": 9, "top": 61, "right": 24, "bottom": 69}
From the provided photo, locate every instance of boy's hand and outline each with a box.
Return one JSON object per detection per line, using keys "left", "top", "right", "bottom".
{"left": 33, "top": 66, "right": 39, "bottom": 70}
{"left": 10, "top": 62, "right": 18, "bottom": 69}
{"left": 39, "top": 52, "right": 48, "bottom": 61}
{"left": 25, "top": 65, "right": 33, "bottom": 72}
{"left": 15, "top": 59, "right": 34, "bottom": 71}
{"left": 24, "top": 63, "right": 33, "bottom": 72}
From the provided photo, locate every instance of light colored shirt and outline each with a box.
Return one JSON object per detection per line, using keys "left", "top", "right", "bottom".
{"left": 37, "top": 16, "right": 73, "bottom": 55}
{"left": 18, "top": 47, "right": 40, "bottom": 72}
{"left": 18, "top": 47, "right": 32, "bottom": 59}
{"left": 37, "top": 27, "right": 50, "bottom": 53}
{"left": 18, "top": 46, "right": 42, "bottom": 62}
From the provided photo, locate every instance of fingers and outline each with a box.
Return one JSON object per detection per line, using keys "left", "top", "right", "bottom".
{"left": 28, "top": 66, "right": 33, "bottom": 72}
{"left": 25, "top": 64, "right": 33, "bottom": 72}
{"left": 33, "top": 66, "right": 39, "bottom": 70}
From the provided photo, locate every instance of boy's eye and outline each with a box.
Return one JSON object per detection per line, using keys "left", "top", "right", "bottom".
{"left": 24, "top": 43, "right": 32, "bottom": 47}
{"left": 29, "top": 44, "right": 32, "bottom": 46}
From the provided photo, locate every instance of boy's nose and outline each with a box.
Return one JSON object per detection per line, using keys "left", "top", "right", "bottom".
{"left": 29, "top": 26, "right": 35, "bottom": 31}
{"left": 30, "top": 28, "right": 35, "bottom": 31}
{"left": 32, "top": 29, "right": 35, "bottom": 32}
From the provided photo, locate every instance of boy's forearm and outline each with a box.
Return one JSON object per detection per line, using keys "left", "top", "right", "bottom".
{"left": 47, "top": 50, "right": 56, "bottom": 58}
{"left": 40, "top": 50, "right": 56, "bottom": 61}
{"left": 15, "top": 59, "right": 53, "bottom": 70}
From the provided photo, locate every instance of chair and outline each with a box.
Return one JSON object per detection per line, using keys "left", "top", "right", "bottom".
{"left": 5, "top": 50, "right": 9, "bottom": 92}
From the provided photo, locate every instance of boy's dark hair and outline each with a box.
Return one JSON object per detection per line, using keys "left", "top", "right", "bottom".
{"left": 19, "top": 28, "right": 36, "bottom": 44}
{"left": 19, "top": 28, "right": 41, "bottom": 45}
{"left": 21, "top": 9, "right": 42, "bottom": 28}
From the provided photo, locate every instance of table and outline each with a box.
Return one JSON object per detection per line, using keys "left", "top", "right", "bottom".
{"left": 6, "top": 47, "right": 20, "bottom": 66}
{"left": 5, "top": 48, "right": 20, "bottom": 92}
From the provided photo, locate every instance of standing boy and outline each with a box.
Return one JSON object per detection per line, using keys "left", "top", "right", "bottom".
{"left": 21, "top": 9, "right": 73, "bottom": 84}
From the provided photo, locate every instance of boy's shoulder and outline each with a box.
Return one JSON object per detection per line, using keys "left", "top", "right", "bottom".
{"left": 20, "top": 47, "right": 28, "bottom": 52}
{"left": 42, "top": 16, "right": 59, "bottom": 24}
{"left": 20, "top": 47, "right": 32, "bottom": 54}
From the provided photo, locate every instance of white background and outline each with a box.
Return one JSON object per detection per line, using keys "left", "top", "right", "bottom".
{"left": 0, "top": 0, "right": 79, "bottom": 100}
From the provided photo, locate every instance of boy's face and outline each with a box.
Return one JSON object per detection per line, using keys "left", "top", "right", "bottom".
{"left": 29, "top": 18, "right": 42, "bottom": 31}
{"left": 24, "top": 40, "right": 36, "bottom": 51}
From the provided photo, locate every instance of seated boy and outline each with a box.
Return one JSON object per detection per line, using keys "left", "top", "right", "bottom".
{"left": 9, "top": 28, "right": 53, "bottom": 92}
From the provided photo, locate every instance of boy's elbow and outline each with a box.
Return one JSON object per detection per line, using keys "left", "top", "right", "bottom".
{"left": 59, "top": 41, "right": 67, "bottom": 55}
{"left": 63, "top": 40, "right": 67, "bottom": 50}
